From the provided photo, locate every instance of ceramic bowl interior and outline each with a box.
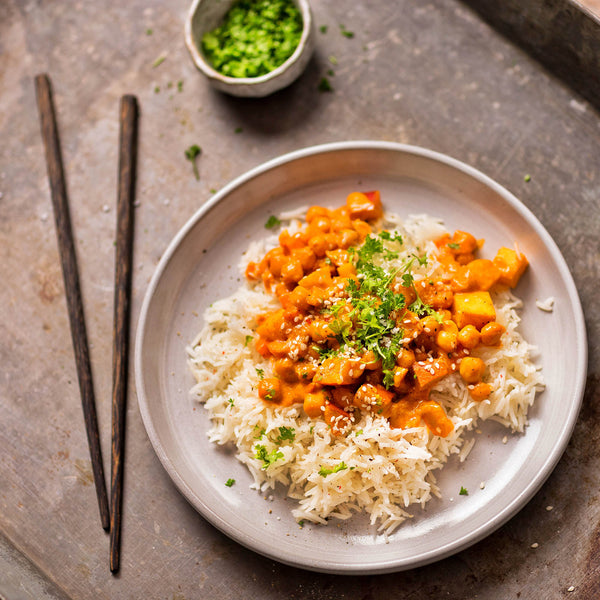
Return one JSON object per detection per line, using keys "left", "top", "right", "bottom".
{"left": 184, "top": 0, "right": 314, "bottom": 97}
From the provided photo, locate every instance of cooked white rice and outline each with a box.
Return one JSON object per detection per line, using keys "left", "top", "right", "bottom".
{"left": 187, "top": 212, "right": 544, "bottom": 534}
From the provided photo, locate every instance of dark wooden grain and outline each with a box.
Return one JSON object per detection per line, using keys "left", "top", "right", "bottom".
{"left": 34, "top": 73, "right": 110, "bottom": 531}
{"left": 109, "top": 95, "right": 138, "bottom": 574}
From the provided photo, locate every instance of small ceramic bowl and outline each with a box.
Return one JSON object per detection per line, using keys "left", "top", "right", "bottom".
{"left": 185, "top": 0, "right": 314, "bottom": 97}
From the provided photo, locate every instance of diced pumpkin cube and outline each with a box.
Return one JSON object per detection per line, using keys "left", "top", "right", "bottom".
{"left": 354, "top": 383, "right": 394, "bottom": 416}
{"left": 452, "top": 291, "right": 496, "bottom": 330}
{"left": 412, "top": 356, "right": 451, "bottom": 390}
{"left": 323, "top": 402, "right": 351, "bottom": 434}
{"left": 466, "top": 259, "right": 501, "bottom": 291}
{"left": 314, "top": 357, "right": 362, "bottom": 385}
{"left": 493, "top": 247, "right": 529, "bottom": 288}
{"left": 304, "top": 391, "right": 328, "bottom": 418}
{"left": 298, "top": 266, "right": 332, "bottom": 289}
{"left": 256, "top": 309, "right": 289, "bottom": 340}
{"left": 345, "top": 190, "right": 383, "bottom": 221}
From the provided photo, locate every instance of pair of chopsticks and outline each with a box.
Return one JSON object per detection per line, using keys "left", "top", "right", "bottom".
{"left": 35, "top": 74, "right": 137, "bottom": 573}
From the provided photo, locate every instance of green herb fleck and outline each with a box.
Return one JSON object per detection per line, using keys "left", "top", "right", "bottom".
{"left": 459, "top": 486, "right": 469, "bottom": 496}
{"left": 184, "top": 144, "right": 201, "bottom": 180}
{"left": 210, "top": 188, "right": 217, "bottom": 194}
{"left": 177, "top": 80, "right": 184, "bottom": 92}
{"left": 265, "top": 215, "right": 281, "bottom": 229}
{"left": 318, "top": 77, "right": 333, "bottom": 92}
{"left": 201, "top": 0, "right": 303, "bottom": 78}
{"left": 275, "top": 426, "right": 296, "bottom": 443}
{"left": 319, "top": 461, "right": 348, "bottom": 477}
{"left": 254, "top": 427, "right": 266, "bottom": 439}
{"left": 146, "top": 28, "right": 154, "bottom": 35}
{"left": 319, "top": 25, "right": 328, "bottom": 34}
{"left": 328, "top": 55, "right": 338, "bottom": 65}
{"left": 234, "top": 126, "right": 243, "bottom": 133}
{"left": 227, "top": 398, "right": 235, "bottom": 408}
{"left": 154, "top": 86, "right": 160, "bottom": 94}
{"left": 225, "top": 478, "right": 236, "bottom": 487}
{"left": 245, "top": 334, "right": 254, "bottom": 346}
{"left": 447, "top": 242, "right": 460, "bottom": 250}
{"left": 152, "top": 54, "right": 166, "bottom": 68}
{"left": 255, "top": 367, "right": 265, "bottom": 379}
{"left": 340, "top": 24, "right": 354, "bottom": 38}
{"left": 255, "top": 444, "right": 284, "bottom": 469}
{"left": 524, "top": 174, "right": 531, "bottom": 182}
{"left": 327, "top": 69, "right": 335, "bottom": 77}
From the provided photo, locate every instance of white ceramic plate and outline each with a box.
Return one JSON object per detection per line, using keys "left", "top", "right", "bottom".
{"left": 135, "top": 141, "right": 586, "bottom": 574}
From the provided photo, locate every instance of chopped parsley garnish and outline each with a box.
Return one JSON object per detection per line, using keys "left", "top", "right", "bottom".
{"left": 254, "top": 426, "right": 266, "bottom": 439}
{"left": 152, "top": 54, "right": 166, "bottom": 68}
{"left": 201, "top": 0, "right": 303, "bottom": 78}
{"left": 225, "top": 478, "right": 236, "bottom": 487}
{"left": 265, "top": 215, "right": 281, "bottom": 229}
{"left": 255, "top": 444, "right": 284, "bottom": 469}
{"left": 264, "top": 387, "right": 276, "bottom": 401}
{"left": 319, "top": 25, "right": 328, "bottom": 34}
{"left": 447, "top": 242, "right": 460, "bottom": 250}
{"left": 255, "top": 367, "right": 265, "bottom": 379}
{"left": 245, "top": 334, "right": 253, "bottom": 346}
{"left": 339, "top": 24, "right": 354, "bottom": 38}
{"left": 184, "top": 144, "right": 201, "bottom": 180}
{"left": 318, "top": 461, "right": 348, "bottom": 477}
{"left": 318, "top": 77, "right": 333, "bottom": 92}
{"left": 308, "top": 231, "right": 437, "bottom": 389}
{"left": 227, "top": 397, "right": 235, "bottom": 408}
{"left": 459, "top": 486, "right": 469, "bottom": 496}
{"left": 275, "top": 426, "right": 296, "bottom": 443}
{"left": 524, "top": 174, "right": 531, "bottom": 182}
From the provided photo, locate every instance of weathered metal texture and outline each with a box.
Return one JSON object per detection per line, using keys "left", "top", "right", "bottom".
{"left": 1, "top": 0, "right": 599, "bottom": 598}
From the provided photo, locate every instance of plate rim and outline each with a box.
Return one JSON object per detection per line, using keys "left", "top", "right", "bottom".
{"left": 134, "top": 140, "right": 587, "bottom": 574}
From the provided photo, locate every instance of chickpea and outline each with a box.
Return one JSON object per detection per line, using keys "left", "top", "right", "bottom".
{"left": 459, "top": 357, "right": 486, "bottom": 384}
{"left": 421, "top": 315, "right": 441, "bottom": 335}
{"left": 480, "top": 322, "right": 505, "bottom": 346}
{"left": 451, "top": 230, "right": 478, "bottom": 254}
{"left": 308, "top": 234, "right": 328, "bottom": 257}
{"left": 311, "top": 216, "right": 331, "bottom": 232}
{"left": 267, "top": 249, "right": 287, "bottom": 277}
{"left": 306, "top": 206, "right": 330, "bottom": 223}
{"left": 436, "top": 329, "right": 458, "bottom": 353}
{"left": 458, "top": 325, "right": 480, "bottom": 349}
{"left": 396, "top": 348, "right": 415, "bottom": 368}
{"left": 337, "top": 229, "right": 360, "bottom": 249}
{"left": 292, "top": 246, "right": 316, "bottom": 271}
{"left": 281, "top": 259, "right": 304, "bottom": 284}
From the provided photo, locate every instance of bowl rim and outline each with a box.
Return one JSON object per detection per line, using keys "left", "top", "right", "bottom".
{"left": 184, "top": 0, "right": 313, "bottom": 87}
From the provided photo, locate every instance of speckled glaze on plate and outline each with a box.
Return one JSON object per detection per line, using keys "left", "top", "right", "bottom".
{"left": 135, "top": 141, "right": 586, "bottom": 574}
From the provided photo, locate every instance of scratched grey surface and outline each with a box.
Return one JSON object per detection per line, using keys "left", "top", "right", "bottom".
{"left": 1, "top": 0, "right": 599, "bottom": 598}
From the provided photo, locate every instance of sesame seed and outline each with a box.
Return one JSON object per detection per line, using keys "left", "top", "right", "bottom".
{"left": 530, "top": 542, "right": 539, "bottom": 549}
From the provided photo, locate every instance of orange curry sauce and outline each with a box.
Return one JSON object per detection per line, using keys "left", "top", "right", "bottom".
{"left": 245, "top": 191, "right": 528, "bottom": 437}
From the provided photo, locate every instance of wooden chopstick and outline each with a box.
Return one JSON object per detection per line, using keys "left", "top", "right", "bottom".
{"left": 34, "top": 73, "right": 111, "bottom": 531}
{"left": 109, "top": 95, "right": 138, "bottom": 574}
